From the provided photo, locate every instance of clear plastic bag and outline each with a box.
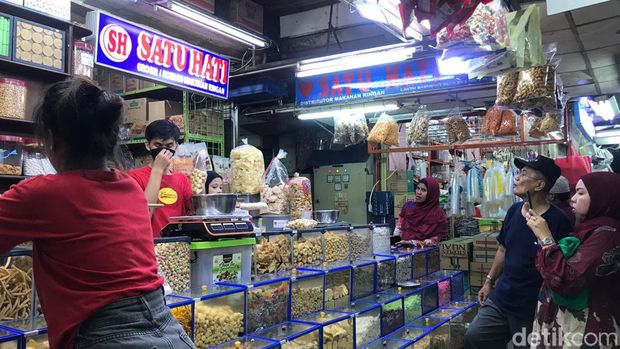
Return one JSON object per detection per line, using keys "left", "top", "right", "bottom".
{"left": 173, "top": 142, "right": 208, "bottom": 177}
{"left": 497, "top": 109, "right": 517, "bottom": 136}
{"left": 482, "top": 106, "right": 503, "bottom": 135}
{"left": 540, "top": 110, "right": 562, "bottom": 134}
{"left": 262, "top": 149, "right": 289, "bottom": 214}
{"left": 333, "top": 113, "right": 369, "bottom": 146}
{"left": 513, "top": 64, "right": 557, "bottom": 110}
{"left": 445, "top": 109, "right": 471, "bottom": 143}
{"left": 495, "top": 71, "right": 520, "bottom": 106}
{"left": 407, "top": 106, "right": 430, "bottom": 145}
{"left": 190, "top": 148, "right": 212, "bottom": 194}
{"left": 287, "top": 173, "right": 312, "bottom": 220}
{"left": 367, "top": 113, "right": 400, "bottom": 146}
{"left": 507, "top": 4, "right": 544, "bottom": 69}
{"left": 231, "top": 140, "right": 265, "bottom": 194}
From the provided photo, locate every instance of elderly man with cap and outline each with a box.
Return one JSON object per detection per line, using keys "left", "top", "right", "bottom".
{"left": 548, "top": 175, "right": 576, "bottom": 227}
{"left": 464, "top": 156, "right": 572, "bottom": 349}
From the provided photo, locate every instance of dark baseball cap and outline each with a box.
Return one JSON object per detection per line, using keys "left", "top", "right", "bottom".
{"left": 514, "top": 155, "right": 561, "bottom": 187}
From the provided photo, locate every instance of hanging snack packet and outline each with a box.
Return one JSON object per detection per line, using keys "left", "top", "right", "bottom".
{"left": 333, "top": 113, "right": 369, "bottom": 146}
{"left": 496, "top": 109, "right": 517, "bottom": 136}
{"left": 407, "top": 105, "right": 430, "bottom": 145}
{"left": 262, "top": 149, "right": 290, "bottom": 214}
{"left": 495, "top": 71, "right": 519, "bottom": 106}
{"left": 231, "top": 139, "right": 265, "bottom": 194}
{"left": 513, "top": 64, "right": 557, "bottom": 110}
{"left": 367, "top": 113, "right": 400, "bottom": 146}
{"left": 445, "top": 109, "right": 471, "bottom": 143}
{"left": 482, "top": 106, "right": 503, "bottom": 135}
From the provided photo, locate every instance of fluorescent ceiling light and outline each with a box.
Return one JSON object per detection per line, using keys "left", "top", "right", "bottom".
{"left": 437, "top": 56, "right": 470, "bottom": 76}
{"left": 162, "top": 1, "right": 268, "bottom": 48}
{"left": 297, "top": 45, "right": 419, "bottom": 77}
{"left": 595, "top": 128, "right": 620, "bottom": 138}
{"left": 298, "top": 103, "right": 399, "bottom": 120}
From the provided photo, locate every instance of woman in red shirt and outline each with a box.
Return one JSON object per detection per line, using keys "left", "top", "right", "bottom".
{"left": 0, "top": 78, "right": 195, "bottom": 348}
{"left": 394, "top": 177, "right": 448, "bottom": 247}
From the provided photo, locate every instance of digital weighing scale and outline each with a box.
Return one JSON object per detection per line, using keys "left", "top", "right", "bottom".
{"left": 161, "top": 215, "right": 256, "bottom": 287}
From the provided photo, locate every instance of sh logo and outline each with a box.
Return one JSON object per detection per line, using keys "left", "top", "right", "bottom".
{"left": 100, "top": 24, "right": 132, "bottom": 63}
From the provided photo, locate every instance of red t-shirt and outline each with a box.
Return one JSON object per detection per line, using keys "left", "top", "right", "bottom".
{"left": 0, "top": 170, "right": 163, "bottom": 349}
{"left": 127, "top": 166, "right": 192, "bottom": 237}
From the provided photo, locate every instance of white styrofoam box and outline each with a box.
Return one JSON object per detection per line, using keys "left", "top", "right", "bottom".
{"left": 24, "top": 0, "right": 71, "bottom": 20}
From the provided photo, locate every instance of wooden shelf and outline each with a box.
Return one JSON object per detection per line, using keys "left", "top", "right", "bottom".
{"left": 0, "top": 117, "right": 34, "bottom": 136}
{"left": 0, "top": 56, "right": 71, "bottom": 82}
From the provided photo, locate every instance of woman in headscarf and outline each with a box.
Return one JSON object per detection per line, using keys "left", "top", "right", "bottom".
{"left": 526, "top": 172, "right": 620, "bottom": 348}
{"left": 205, "top": 171, "right": 223, "bottom": 194}
{"left": 394, "top": 177, "right": 448, "bottom": 247}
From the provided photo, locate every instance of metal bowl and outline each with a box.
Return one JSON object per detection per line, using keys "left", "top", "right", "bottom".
{"left": 193, "top": 194, "right": 237, "bottom": 216}
{"left": 314, "top": 210, "right": 340, "bottom": 224}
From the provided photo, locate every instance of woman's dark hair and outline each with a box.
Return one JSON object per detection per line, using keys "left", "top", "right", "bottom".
{"left": 555, "top": 192, "right": 571, "bottom": 202}
{"left": 34, "top": 77, "right": 124, "bottom": 165}
{"left": 145, "top": 119, "right": 181, "bottom": 142}
{"left": 206, "top": 171, "right": 222, "bottom": 188}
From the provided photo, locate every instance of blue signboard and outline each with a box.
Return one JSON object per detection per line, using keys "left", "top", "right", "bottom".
{"left": 91, "top": 12, "right": 229, "bottom": 99}
{"left": 296, "top": 57, "right": 468, "bottom": 107}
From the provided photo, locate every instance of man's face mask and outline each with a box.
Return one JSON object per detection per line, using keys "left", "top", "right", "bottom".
{"left": 149, "top": 147, "right": 176, "bottom": 160}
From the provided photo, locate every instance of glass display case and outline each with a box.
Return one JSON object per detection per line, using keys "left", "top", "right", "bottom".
{"left": 366, "top": 255, "right": 395, "bottom": 292}
{"left": 387, "top": 327, "right": 433, "bottom": 349}
{"left": 429, "top": 270, "right": 465, "bottom": 302}
{"left": 213, "top": 336, "right": 279, "bottom": 349}
{"left": 324, "top": 228, "right": 350, "bottom": 264}
{"left": 254, "top": 231, "right": 293, "bottom": 275}
{"left": 0, "top": 328, "right": 19, "bottom": 349}
{"left": 295, "top": 311, "right": 354, "bottom": 349}
{"left": 409, "top": 316, "right": 451, "bottom": 349}
{"left": 377, "top": 251, "right": 412, "bottom": 284}
{"left": 409, "top": 249, "right": 429, "bottom": 279}
{"left": 332, "top": 302, "right": 381, "bottom": 348}
{"left": 220, "top": 275, "right": 290, "bottom": 334}
{"left": 420, "top": 274, "right": 451, "bottom": 307}
{"left": 191, "top": 284, "right": 246, "bottom": 348}
{"left": 419, "top": 282, "right": 438, "bottom": 315}
{"left": 155, "top": 237, "right": 191, "bottom": 294}
{"left": 293, "top": 230, "right": 324, "bottom": 268}
{"left": 357, "top": 294, "right": 404, "bottom": 336}
{"left": 426, "top": 248, "right": 440, "bottom": 275}
{"left": 0, "top": 315, "right": 48, "bottom": 349}
{"left": 350, "top": 226, "right": 373, "bottom": 261}
{"left": 290, "top": 269, "right": 325, "bottom": 318}
{"left": 300, "top": 264, "right": 352, "bottom": 310}
{"left": 165, "top": 295, "right": 194, "bottom": 339}
{"left": 361, "top": 338, "right": 412, "bottom": 349}
{"left": 0, "top": 248, "right": 36, "bottom": 321}
{"left": 351, "top": 260, "right": 376, "bottom": 301}
{"left": 252, "top": 322, "right": 320, "bottom": 349}
{"left": 381, "top": 287, "right": 423, "bottom": 324}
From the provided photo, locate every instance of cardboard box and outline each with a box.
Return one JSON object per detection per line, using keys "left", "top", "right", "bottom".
{"left": 141, "top": 80, "right": 157, "bottom": 89}
{"left": 124, "top": 98, "right": 153, "bottom": 125}
{"left": 125, "top": 77, "right": 140, "bottom": 92}
{"left": 148, "top": 100, "right": 183, "bottom": 123}
{"left": 441, "top": 257, "right": 470, "bottom": 271}
{"left": 393, "top": 192, "right": 415, "bottom": 214}
{"left": 440, "top": 237, "right": 473, "bottom": 259}
{"left": 184, "top": 0, "right": 215, "bottom": 13}
{"left": 470, "top": 262, "right": 493, "bottom": 287}
{"left": 474, "top": 232, "right": 500, "bottom": 252}
{"left": 470, "top": 261, "right": 494, "bottom": 273}
{"left": 387, "top": 170, "right": 414, "bottom": 193}
{"left": 228, "top": 0, "right": 263, "bottom": 34}
{"left": 473, "top": 250, "right": 496, "bottom": 263}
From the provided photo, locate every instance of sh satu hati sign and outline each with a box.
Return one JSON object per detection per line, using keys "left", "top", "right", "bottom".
{"left": 295, "top": 57, "right": 468, "bottom": 107}
{"left": 91, "top": 12, "right": 229, "bottom": 99}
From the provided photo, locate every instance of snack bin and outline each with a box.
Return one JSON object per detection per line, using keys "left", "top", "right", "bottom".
{"left": 329, "top": 302, "right": 381, "bottom": 348}
{"left": 293, "top": 229, "right": 324, "bottom": 268}
{"left": 370, "top": 224, "right": 391, "bottom": 255}
{"left": 387, "top": 326, "right": 433, "bottom": 349}
{"left": 0, "top": 136, "right": 24, "bottom": 175}
{"left": 0, "top": 328, "right": 19, "bottom": 349}
{"left": 0, "top": 79, "right": 26, "bottom": 120}
{"left": 289, "top": 269, "right": 325, "bottom": 318}
{"left": 166, "top": 295, "right": 194, "bottom": 340}
{"left": 350, "top": 226, "right": 373, "bottom": 261}
{"left": 356, "top": 294, "right": 404, "bottom": 336}
{"left": 252, "top": 322, "right": 320, "bottom": 349}
{"left": 191, "top": 284, "right": 246, "bottom": 348}
{"left": 300, "top": 263, "right": 352, "bottom": 309}
{"left": 254, "top": 231, "right": 293, "bottom": 275}
{"left": 427, "top": 308, "right": 466, "bottom": 348}
{"left": 366, "top": 255, "right": 395, "bottom": 292}
{"left": 220, "top": 275, "right": 290, "bottom": 334}
{"left": 426, "top": 247, "right": 440, "bottom": 275}
{"left": 430, "top": 270, "right": 465, "bottom": 302}
{"left": 443, "top": 303, "right": 478, "bottom": 348}
{"left": 361, "top": 338, "right": 412, "bottom": 349}
{"left": 408, "top": 249, "right": 428, "bottom": 279}
{"left": 0, "top": 247, "right": 36, "bottom": 321}
{"left": 323, "top": 227, "right": 350, "bottom": 264}
{"left": 381, "top": 287, "right": 423, "bottom": 324}
{"left": 377, "top": 251, "right": 412, "bottom": 284}
{"left": 0, "top": 315, "right": 48, "bottom": 349}
{"left": 445, "top": 301, "right": 479, "bottom": 328}
{"left": 419, "top": 281, "right": 439, "bottom": 315}
{"left": 213, "top": 336, "right": 279, "bottom": 349}
{"left": 408, "top": 316, "right": 449, "bottom": 349}
{"left": 420, "top": 273, "right": 451, "bottom": 307}
{"left": 295, "top": 311, "right": 354, "bottom": 349}
{"left": 191, "top": 238, "right": 255, "bottom": 287}
{"left": 351, "top": 259, "right": 376, "bottom": 301}
{"left": 155, "top": 237, "right": 191, "bottom": 294}
{"left": 73, "top": 41, "right": 94, "bottom": 79}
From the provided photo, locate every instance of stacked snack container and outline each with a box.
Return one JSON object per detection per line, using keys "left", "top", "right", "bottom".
{"left": 349, "top": 226, "right": 373, "bottom": 261}
{"left": 351, "top": 259, "right": 376, "bottom": 301}
{"left": 254, "top": 232, "right": 293, "bottom": 276}
{"left": 420, "top": 273, "right": 452, "bottom": 307}
{"left": 387, "top": 327, "right": 433, "bottom": 349}
{"left": 300, "top": 264, "right": 352, "bottom": 310}
{"left": 409, "top": 249, "right": 429, "bottom": 279}
{"left": 377, "top": 251, "right": 412, "bottom": 284}
{"left": 419, "top": 282, "right": 439, "bottom": 315}
{"left": 0, "top": 328, "right": 19, "bottom": 349}
{"left": 331, "top": 302, "right": 381, "bottom": 348}
{"left": 408, "top": 315, "right": 451, "bottom": 349}
{"left": 357, "top": 294, "right": 404, "bottom": 336}
{"left": 213, "top": 336, "right": 279, "bottom": 349}
{"left": 252, "top": 322, "right": 320, "bottom": 349}
{"left": 289, "top": 269, "right": 325, "bottom": 319}
{"left": 0, "top": 315, "right": 48, "bottom": 349}
{"left": 293, "top": 230, "right": 324, "bottom": 268}
{"left": 166, "top": 295, "right": 194, "bottom": 339}
{"left": 369, "top": 255, "right": 396, "bottom": 292}
{"left": 381, "top": 287, "right": 424, "bottom": 324}
{"left": 295, "top": 311, "right": 354, "bottom": 349}
{"left": 154, "top": 237, "right": 191, "bottom": 294}
{"left": 0, "top": 247, "right": 36, "bottom": 322}
{"left": 429, "top": 270, "right": 465, "bottom": 302}
{"left": 192, "top": 284, "right": 246, "bottom": 348}
{"left": 323, "top": 228, "right": 350, "bottom": 264}
{"left": 362, "top": 338, "right": 412, "bottom": 349}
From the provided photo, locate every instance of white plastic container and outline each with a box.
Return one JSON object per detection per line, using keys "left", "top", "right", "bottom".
{"left": 190, "top": 238, "right": 255, "bottom": 289}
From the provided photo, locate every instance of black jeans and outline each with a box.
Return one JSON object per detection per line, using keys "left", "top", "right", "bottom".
{"left": 464, "top": 298, "right": 534, "bottom": 349}
{"left": 75, "top": 288, "right": 196, "bottom": 349}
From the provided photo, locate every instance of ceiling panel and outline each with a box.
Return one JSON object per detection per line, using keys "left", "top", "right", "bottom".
{"left": 564, "top": 84, "right": 597, "bottom": 97}
{"left": 577, "top": 16, "right": 620, "bottom": 51}
{"left": 556, "top": 53, "right": 586, "bottom": 73}
{"left": 542, "top": 29, "right": 580, "bottom": 54}
{"left": 571, "top": 2, "right": 620, "bottom": 25}
{"left": 539, "top": 3, "right": 570, "bottom": 32}
{"left": 587, "top": 45, "right": 620, "bottom": 68}
{"left": 599, "top": 80, "right": 620, "bottom": 94}
{"left": 560, "top": 71, "right": 594, "bottom": 86}
{"left": 592, "top": 64, "right": 619, "bottom": 83}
